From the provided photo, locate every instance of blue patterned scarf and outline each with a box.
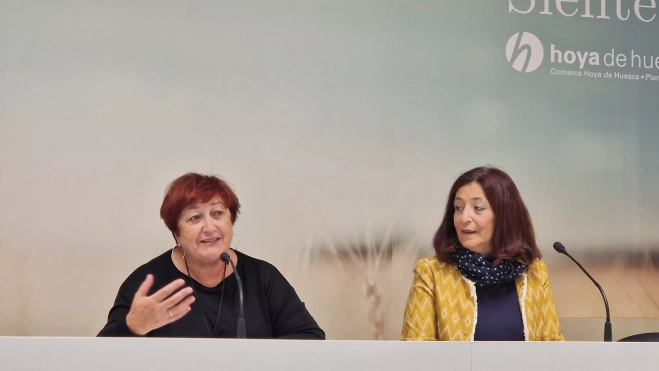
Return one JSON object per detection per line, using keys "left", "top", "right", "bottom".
{"left": 451, "top": 245, "right": 526, "bottom": 288}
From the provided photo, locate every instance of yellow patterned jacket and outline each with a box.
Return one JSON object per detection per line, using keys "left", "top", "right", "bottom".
{"left": 401, "top": 256, "right": 563, "bottom": 341}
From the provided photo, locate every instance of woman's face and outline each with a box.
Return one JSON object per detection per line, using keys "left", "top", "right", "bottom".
{"left": 453, "top": 182, "right": 495, "bottom": 256}
{"left": 175, "top": 196, "right": 233, "bottom": 265}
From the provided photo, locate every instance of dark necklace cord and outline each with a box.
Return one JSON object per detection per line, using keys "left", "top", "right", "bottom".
{"left": 184, "top": 258, "right": 227, "bottom": 338}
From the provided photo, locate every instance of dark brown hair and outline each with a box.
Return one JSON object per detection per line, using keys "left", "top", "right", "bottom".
{"left": 433, "top": 166, "right": 541, "bottom": 265}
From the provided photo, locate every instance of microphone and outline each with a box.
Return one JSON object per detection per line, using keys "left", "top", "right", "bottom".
{"left": 220, "top": 252, "right": 246, "bottom": 339}
{"left": 553, "top": 242, "right": 612, "bottom": 342}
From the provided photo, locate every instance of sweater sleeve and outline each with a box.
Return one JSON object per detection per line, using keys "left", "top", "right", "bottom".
{"left": 532, "top": 261, "right": 564, "bottom": 341}
{"left": 400, "top": 259, "right": 438, "bottom": 341}
{"left": 97, "top": 276, "right": 141, "bottom": 337}
{"left": 265, "top": 267, "right": 325, "bottom": 340}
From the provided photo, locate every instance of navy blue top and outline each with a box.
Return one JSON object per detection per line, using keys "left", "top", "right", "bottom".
{"left": 473, "top": 281, "right": 525, "bottom": 341}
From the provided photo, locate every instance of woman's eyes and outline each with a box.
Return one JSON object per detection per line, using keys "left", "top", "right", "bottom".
{"left": 188, "top": 210, "right": 225, "bottom": 222}
{"left": 453, "top": 205, "right": 486, "bottom": 212}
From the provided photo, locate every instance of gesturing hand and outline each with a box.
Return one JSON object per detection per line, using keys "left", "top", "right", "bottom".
{"left": 125, "top": 274, "right": 195, "bottom": 336}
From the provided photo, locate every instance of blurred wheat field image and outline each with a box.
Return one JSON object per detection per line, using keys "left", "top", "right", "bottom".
{"left": 1, "top": 1, "right": 658, "bottom": 342}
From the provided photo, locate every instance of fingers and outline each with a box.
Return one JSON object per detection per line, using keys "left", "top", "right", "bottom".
{"left": 151, "top": 278, "right": 187, "bottom": 302}
{"left": 162, "top": 286, "right": 194, "bottom": 308}
{"left": 129, "top": 276, "right": 196, "bottom": 334}
{"left": 134, "top": 274, "right": 154, "bottom": 299}
{"left": 165, "top": 295, "right": 196, "bottom": 324}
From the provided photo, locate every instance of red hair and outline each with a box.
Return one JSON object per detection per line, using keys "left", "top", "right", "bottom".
{"left": 433, "top": 166, "right": 541, "bottom": 266}
{"left": 160, "top": 173, "right": 241, "bottom": 236}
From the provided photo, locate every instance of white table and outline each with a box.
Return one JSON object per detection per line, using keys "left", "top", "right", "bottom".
{"left": 0, "top": 337, "right": 657, "bottom": 371}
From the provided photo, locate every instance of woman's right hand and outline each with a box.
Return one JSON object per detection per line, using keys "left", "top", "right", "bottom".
{"left": 125, "top": 274, "right": 195, "bottom": 336}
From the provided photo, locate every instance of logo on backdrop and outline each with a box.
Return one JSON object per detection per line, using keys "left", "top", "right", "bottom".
{"left": 504, "top": 31, "right": 659, "bottom": 82}
{"left": 506, "top": 32, "right": 544, "bottom": 73}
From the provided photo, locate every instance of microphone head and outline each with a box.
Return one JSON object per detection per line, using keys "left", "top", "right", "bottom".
{"left": 553, "top": 242, "right": 567, "bottom": 254}
{"left": 220, "top": 252, "right": 231, "bottom": 263}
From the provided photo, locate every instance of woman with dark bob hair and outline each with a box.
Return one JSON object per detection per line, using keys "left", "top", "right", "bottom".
{"left": 401, "top": 166, "right": 563, "bottom": 341}
{"left": 98, "top": 173, "right": 325, "bottom": 339}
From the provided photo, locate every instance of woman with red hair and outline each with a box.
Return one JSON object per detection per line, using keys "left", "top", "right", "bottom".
{"left": 401, "top": 166, "right": 563, "bottom": 341}
{"left": 98, "top": 173, "right": 324, "bottom": 339}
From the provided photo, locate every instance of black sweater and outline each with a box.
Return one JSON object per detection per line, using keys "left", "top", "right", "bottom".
{"left": 98, "top": 249, "right": 325, "bottom": 339}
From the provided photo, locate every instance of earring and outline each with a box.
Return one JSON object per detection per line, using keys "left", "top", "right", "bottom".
{"left": 171, "top": 245, "right": 185, "bottom": 260}
{"left": 231, "top": 233, "right": 240, "bottom": 250}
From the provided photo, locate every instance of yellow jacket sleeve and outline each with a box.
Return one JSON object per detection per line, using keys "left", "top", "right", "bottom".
{"left": 401, "top": 259, "right": 438, "bottom": 341}
{"left": 529, "top": 260, "right": 564, "bottom": 341}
